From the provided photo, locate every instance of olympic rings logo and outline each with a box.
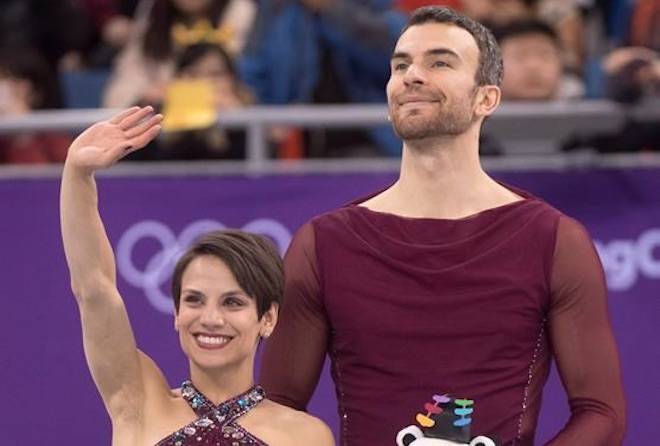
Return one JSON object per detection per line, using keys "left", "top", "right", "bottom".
{"left": 116, "top": 219, "right": 292, "bottom": 314}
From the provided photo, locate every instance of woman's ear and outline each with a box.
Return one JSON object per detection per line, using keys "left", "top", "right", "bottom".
{"left": 260, "top": 302, "right": 279, "bottom": 338}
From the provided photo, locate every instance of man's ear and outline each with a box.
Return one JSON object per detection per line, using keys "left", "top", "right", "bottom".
{"left": 475, "top": 85, "right": 501, "bottom": 118}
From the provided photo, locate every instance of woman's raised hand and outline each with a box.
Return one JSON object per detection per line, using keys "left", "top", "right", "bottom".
{"left": 65, "top": 106, "right": 163, "bottom": 173}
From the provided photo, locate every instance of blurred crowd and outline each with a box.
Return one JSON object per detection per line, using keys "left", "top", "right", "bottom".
{"left": 0, "top": 0, "right": 657, "bottom": 163}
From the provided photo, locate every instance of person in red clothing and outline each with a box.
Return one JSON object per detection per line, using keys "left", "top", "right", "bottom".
{"left": 259, "top": 6, "right": 626, "bottom": 446}
{"left": 0, "top": 47, "right": 72, "bottom": 164}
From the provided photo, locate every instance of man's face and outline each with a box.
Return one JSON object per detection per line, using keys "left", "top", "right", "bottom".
{"left": 500, "top": 33, "right": 562, "bottom": 100}
{"left": 386, "top": 23, "right": 481, "bottom": 141}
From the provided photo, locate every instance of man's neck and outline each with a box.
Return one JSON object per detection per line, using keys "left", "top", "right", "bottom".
{"left": 362, "top": 131, "right": 522, "bottom": 219}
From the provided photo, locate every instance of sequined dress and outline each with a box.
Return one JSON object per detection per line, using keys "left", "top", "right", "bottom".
{"left": 156, "top": 381, "right": 269, "bottom": 446}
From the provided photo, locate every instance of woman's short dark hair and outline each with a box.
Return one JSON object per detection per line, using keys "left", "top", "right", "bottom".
{"left": 404, "top": 6, "right": 503, "bottom": 87}
{"left": 171, "top": 230, "right": 283, "bottom": 318}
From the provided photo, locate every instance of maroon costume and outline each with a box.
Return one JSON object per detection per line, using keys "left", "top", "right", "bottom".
{"left": 260, "top": 186, "right": 625, "bottom": 445}
{"left": 156, "top": 381, "right": 268, "bottom": 446}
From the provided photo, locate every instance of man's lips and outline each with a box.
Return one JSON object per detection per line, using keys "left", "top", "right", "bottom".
{"left": 397, "top": 96, "right": 440, "bottom": 106}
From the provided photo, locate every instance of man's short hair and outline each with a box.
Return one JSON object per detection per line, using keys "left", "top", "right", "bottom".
{"left": 494, "top": 19, "right": 560, "bottom": 47}
{"left": 403, "top": 6, "right": 504, "bottom": 87}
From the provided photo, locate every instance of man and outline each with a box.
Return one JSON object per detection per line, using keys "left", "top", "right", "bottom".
{"left": 496, "top": 20, "right": 564, "bottom": 101}
{"left": 239, "top": 0, "right": 407, "bottom": 156}
{"left": 494, "top": 19, "right": 586, "bottom": 101}
{"left": 260, "top": 7, "right": 625, "bottom": 445}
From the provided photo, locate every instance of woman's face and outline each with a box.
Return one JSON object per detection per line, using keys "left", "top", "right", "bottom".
{"left": 0, "top": 74, "right": 33, "bottom": 115}
{"left": 180, "top": 52, "right": 241, "bottom": 107}
{"left": 181, "top": 52, "right": 233, "bottom": 88}
{"left": 174, "top": 255, "right": 276, "bottom": 372}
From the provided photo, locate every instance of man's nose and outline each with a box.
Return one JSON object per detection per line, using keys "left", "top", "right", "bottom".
{"left": 403, "top": 63, "right": 427, "bottom": 86}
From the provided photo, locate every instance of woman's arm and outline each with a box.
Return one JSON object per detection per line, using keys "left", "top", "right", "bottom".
{"left": 60, "top": 106, "right": 162, "bottom": 422}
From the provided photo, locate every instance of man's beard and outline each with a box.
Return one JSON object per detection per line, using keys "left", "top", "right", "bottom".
{"left": 390, "top": 93, "right": 477, "bottom": 140}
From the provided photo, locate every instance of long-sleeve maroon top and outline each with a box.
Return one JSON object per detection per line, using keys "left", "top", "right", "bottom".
{"left": 260, "top": 187, "right": 625, "bottom": 446}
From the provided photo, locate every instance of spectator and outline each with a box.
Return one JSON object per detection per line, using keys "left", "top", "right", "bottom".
{"left": 629, "top": 0, "right": 659, "bottom": 51}
{"left": 461, "top": 0, "right": 535, "bottom": 28}
{"left": 129, "top": 42, "right": 252, "bottom": 160}
{"left": 496, "top": 19, "right": 583, "bottom": 100}
{"left": 604, "top": 46, "right": 659, "bottom": 102}
{"left": 0, "top": 48, "right": 72, "bottom": 164}
{"left": 240, "top": 0, "right": 407, "bottom": 157}
{"left": 0, "top": 0, "right": 91, "bottom": 73}
{"left": 563, "top": 46, "right": 659, "bottom": 153}
{"left": 535, "top": 0, "right": 586, "bottom": 73}
{"left": 75, "top": 0, "right": 140, "bottom": 69}
{"left": 563, "top": 0, "right": 659, "bottom": 154}
{"left": 462, "top": 0, "right": 586, "bottom": 74}
{"left": 103, "top": 0, "right": 256, "bottom": 108}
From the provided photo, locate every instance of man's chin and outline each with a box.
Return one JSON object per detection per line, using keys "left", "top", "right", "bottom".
{"left": 393, "top": 122, "right": 441, "bottom": 141}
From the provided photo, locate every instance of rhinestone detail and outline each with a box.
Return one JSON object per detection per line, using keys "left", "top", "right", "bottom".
{"left": 155, "top": 381, "right": 267, "bottom": 445}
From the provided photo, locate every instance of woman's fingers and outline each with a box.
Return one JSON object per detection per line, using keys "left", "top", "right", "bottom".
{"left": 103, "top": 142, "right": 133, "bottom": 166}
{"left": 108, "top": 106, "right": 141, "bottom": 125}
{"left": 128, "top": 124, "right": 162, "bottom": 150}
{"left": 73, "top": 105, "right": 162, "bottom": 168}
{"left": 124, "top": 113, "right": 163, "bottom": 138}
{"left": 117, "top": 106, "right": 154, "bottom": 130}
{"left": 100, "top": 117, "right": 162, "bottom": 165}
{"left": 104, "top": 122, "right": 162, "bottom": 164}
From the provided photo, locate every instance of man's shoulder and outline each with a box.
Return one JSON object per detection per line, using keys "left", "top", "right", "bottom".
{"left": 308, "top": 188, "right": 386, "bottom": 225}
{"left": 525, "top": 195, "right": 566, "bottom": 220}
{"left": 307, "top": 203, "right": 363, "bottom": 229}
{"left": 506, "top": 184, "right": 566, "bottom": 226}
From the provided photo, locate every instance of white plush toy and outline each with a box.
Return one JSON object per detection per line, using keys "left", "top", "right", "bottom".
{"left": 395, "top": 394, "right": 498, "bottom": 446}
{"left": 396, "top": 425, "right": 496, "bottom": 446}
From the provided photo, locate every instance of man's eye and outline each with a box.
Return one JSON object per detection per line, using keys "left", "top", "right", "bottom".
{"left": 432, "top": 61, "right": 449, "bottom": 68}
{"left": 394, "top": 63, "right": 408, "bottom": 71}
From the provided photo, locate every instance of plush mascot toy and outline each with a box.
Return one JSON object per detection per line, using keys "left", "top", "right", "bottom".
{"left": 396, "top": 394, "right": 498, "bottom": 446}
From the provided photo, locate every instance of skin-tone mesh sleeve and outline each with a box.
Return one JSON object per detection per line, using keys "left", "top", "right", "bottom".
{"left": 259, "top": 222, "right": 329, "bottom": 410}
{"left": 543, "top": 216, "right": 626, "bottom": 445}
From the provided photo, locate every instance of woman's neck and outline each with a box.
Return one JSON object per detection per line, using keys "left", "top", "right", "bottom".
{"left": 189, "top": 360, "right": 255, "bottom": 405}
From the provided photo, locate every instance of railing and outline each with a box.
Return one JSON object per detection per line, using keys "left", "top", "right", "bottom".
{"left": 0, "top": 101, "right": 658, "bottom": 175}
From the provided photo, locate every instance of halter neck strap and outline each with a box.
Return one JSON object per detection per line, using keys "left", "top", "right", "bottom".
{"left": 180, "top": 381, "right": 266, "bottom": 424}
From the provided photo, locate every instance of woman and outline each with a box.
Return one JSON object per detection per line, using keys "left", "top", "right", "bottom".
{"left": 0, "top": 47, "right": 72, "bottom": 164}
{"left": 155, "top": 42, "right": 252, "bottom": 160}
{"left": 60, "top": 106, "right": 334, "bottom": 445}
{"left": 103, "top": 0, "right": 255, "bottom": 107}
